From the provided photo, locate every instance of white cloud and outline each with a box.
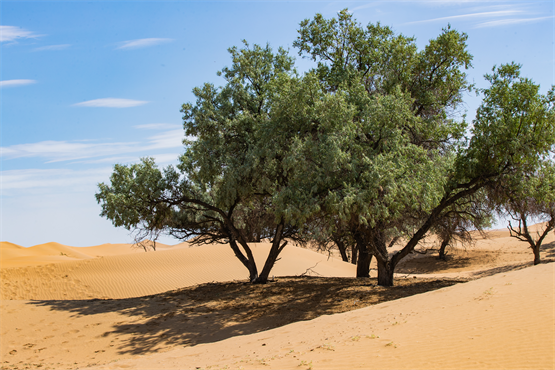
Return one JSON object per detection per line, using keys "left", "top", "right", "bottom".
{"left": 34, "top": 44, "right": 71, "bottom": 51}
{"left": 475, "top": 16, "right": 553, "bottom": 28}
{"left": 145, "top": 129, "right": 184, "bottom": 149}
{"left": 135, "top": 123, "right": 181, "bottom": 130}
{"left": 1, "top": 128, "right": 184, "bottom": 163}
{"left": 349, "top": 3, "right": 379, "bottom": 12}
{"left": 1, "top": 168, "right": 112, "bottom": 191}
{"left": 73, "top": 98, "right": 148, "bottom": 108}
{"left": 0, "top": 79, "right": 37, "bottom": 88}
{"left": 116, "top": 38, "right": 173, "bottom": 50}
{"left": 414, "top": 0, "right": 506, "bottom": 4}
{"left": 1, "top": 140, "right": 140, "bottom": 162}
{"left": 405, "top": 10, "right": 522, "bottom": 24}
{"left": 0, "top": 25, "right": 41, "bottom": 43}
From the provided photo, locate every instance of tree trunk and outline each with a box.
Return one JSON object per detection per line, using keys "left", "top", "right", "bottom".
{"left": 532, "top": 244, "right": 541, "bottom": 265}
{"left": 253, "top": 223, "right": 287, "bottom": 284}
{"left": 351, "top": 244, "right": 358, "bottom": 265}
{"left": 376, "top": 258, "right": 395, "bottom": 287}
{"left": 334, "top": 238, "right": 349, "bottom": 262}
{"left": 438, "top": 236, "right": 450, "bottom": 261}
{"left": 229, "top": 239, "right": 258, "bottom": 282}
{"left": 355, "top": 234, "right": 371, "bottom": 278}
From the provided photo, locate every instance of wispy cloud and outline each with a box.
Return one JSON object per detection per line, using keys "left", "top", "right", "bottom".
{"left": 147, "top": 129, "right": 184, "bottom": 150}
{"left": 73, "top": 98, "right": 148, "bottom": 108}
{"left": 475, "top": 16, "right": 553, "bottom": 28}
{"left": 116, "top": 38, "right": 173, "bottom": 50}
{"left": 1, "top": 128, "right": 184, "bottom": 163}
{"left": 405, "top": 10, "right": 522, "bottom": 24}
{"left": 0, "top": 79, "right": 37, "bottom": 88}
{"left": 349, "top": 3, "right": 379, "bottom": 12}
{"left": 1, "top": 140, "right": 140, "bottom": 162}
{"left": 135, "top": 123, "right": 181, "bottom": 130}
{"left": 1, "top": 168, "right": 112, "bottom": 191}
{"left": 0, "top": 25, "right": 41, "bottom": 43}
{"left": 34, "top": 44, "right": 71, "bottom": 51}
{"left": 414, "top": 0, "right": 507, "bottom": 4}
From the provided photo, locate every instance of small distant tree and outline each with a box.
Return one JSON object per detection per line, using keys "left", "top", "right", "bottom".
{"left": 495, "top": 162, "right": 555, "bottom": 265}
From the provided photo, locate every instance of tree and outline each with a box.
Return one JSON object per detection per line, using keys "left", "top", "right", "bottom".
{"left": 97, "top": 42, "right": 301, "bottom": 284}
{"left": 292, "top": 9, "right": 555, "bottom": 286}
{"left": 292, "top": 10, "right": 472, "bottom": 284}
{"left": 494, "top": 162, "right": 555, "bottom": 264}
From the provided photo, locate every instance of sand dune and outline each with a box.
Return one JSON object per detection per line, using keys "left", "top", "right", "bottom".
{"left": 0, "top": 240, "right": 180, "bottom": 268}
{"left": 1, "top": 227, "right": 554, "bottom": 369}
{"left": 0, "top": 243, "right": 355, "bottom": 300}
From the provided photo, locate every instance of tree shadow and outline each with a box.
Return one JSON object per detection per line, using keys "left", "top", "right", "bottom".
{"left": 469, "top": 262, "right": 532, "bottom": 279}
{"left": 27, "top": 276, "right": 463, "bottom": 357}
{"left": 395, "top": 249, "right": 499, "bottom": 274}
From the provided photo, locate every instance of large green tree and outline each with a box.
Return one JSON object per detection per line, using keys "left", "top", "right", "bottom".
{"left": 97, "top": 43, "right": 304, "bottom": 283}
{"left": 289, "top": 10, "right": 555, "bottom": 286}
{"left": 292, "top": 10, "right": 472, "bottom": 283}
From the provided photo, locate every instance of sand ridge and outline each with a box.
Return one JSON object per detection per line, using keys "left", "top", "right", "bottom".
{"left": 1, "top": 226, "right": 554, "bottom": 370}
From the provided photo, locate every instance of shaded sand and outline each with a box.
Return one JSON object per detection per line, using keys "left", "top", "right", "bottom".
{"left": 1, "top": 276, "right": 462, "bottom": 369}
{"left": 85, "top": 263, "right": 555, "bottom": 370}
{"left": 1, "top": 226, "right": 554, "bottom": 369}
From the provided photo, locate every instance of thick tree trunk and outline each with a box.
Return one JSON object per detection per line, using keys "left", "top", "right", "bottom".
{"left": 356, "top": 250, "right": 372, "bottom": 278}
{"left": 253, "top": 223, "right": 287, "bottom": 284}
{"left": 354, "top": 233, "right": 372, "bottom": 278}
{"left": 376, "top": 258, "right": 395, "bottom": 287}
{"left": 532, "top": 245, "right": 541, "bottom": 265}
{"left": 438, "top": 236, "right": 450, "bottom": 261}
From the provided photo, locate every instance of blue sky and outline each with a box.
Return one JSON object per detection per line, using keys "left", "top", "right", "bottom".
{"left": 1, "top": 0, "right": 553, "bottom": 247}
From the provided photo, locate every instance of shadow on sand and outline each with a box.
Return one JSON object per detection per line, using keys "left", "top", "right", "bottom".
{"left": 395, "top": 249, "right": 497, "bottom": 274}
{"left": 28, "top": 276, "right": 463, "bottom": 357}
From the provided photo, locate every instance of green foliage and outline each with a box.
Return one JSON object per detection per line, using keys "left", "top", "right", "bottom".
{"left": 96, "top": 158, "right": 171, "bottom": 234}
{"left": 96, "top": 9, "right": 554, "bottom": 286}
{"left": 459, "top": 63, "right": 555, "bottom": 183}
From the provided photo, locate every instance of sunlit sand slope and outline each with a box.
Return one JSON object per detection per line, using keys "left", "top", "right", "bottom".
{"left": 0, "top": 241, "right": 178, "bottom": 268}
{"left": 87, "top": 262, "right": 555, "bottom": 370}
{"left": 0, "top": 243, "right": 355, "bottom": 300}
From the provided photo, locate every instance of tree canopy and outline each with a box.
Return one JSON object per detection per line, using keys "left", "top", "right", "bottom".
{"left": 96, "top": 10, "right": 555, "bottom": 286}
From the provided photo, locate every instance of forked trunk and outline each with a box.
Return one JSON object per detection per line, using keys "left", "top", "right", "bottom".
{"left": 229, "top": 239, "right": 259, "bottom": 282}
{"left": 253, "top": 223, "right": 287, "bottom": 284}
{"left": 376, "top": 258, "right": 395, "bottom": 287}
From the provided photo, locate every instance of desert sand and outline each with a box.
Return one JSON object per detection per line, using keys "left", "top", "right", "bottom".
{"left": 1, "top": 226, "right": 554, "bottom": 370}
